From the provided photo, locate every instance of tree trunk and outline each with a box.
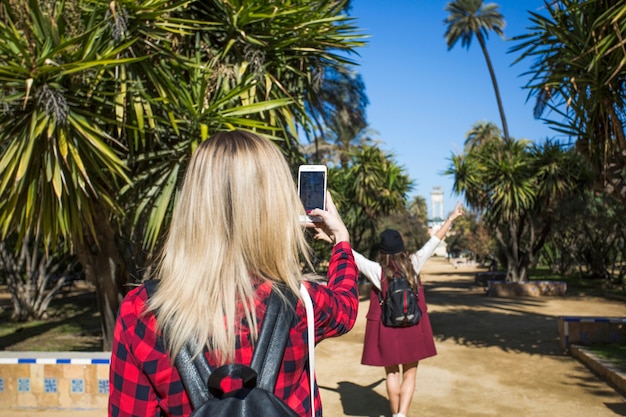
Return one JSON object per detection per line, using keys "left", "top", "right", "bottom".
{"left": 0, "top": 235, "right": 69, "bottom": 321}
{"left": 477, "top": 34, "right": 510, "bottom": 142}
{"left": 505, "top": 258, "right": 518, "bottom": 282}
{"left": 75, "top": 204, "right": 128, "bottom": 351}
{"left": 494, "top": 223, "right": 527, "bottom": 283}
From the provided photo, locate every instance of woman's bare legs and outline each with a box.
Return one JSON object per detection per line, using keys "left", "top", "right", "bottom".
{"left": 397, "top": 361, "right": 418, "bottom": 416}
{"left": 384, "top": 365, "right": 401, "bottom": 414}
{"left": 384, "top": 361, "right": 419, "bottom": 416}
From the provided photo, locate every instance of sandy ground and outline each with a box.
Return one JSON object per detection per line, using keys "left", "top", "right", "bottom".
{"left": 4, "top": 257, "right": 626, "bottom": 417}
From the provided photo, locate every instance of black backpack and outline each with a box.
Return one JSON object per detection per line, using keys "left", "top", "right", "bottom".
{"left": 378, "top": 271, "right": 422, "bottom": 328}
{"left": 144, "top": 280, "right": 301, "bottom": 417}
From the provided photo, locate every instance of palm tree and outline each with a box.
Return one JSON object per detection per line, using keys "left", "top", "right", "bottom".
{"left": 444, "top": 0, "right": 510, "bottom": 142}
{"left": 509, "top": 0, "right": 626, "bottom": 204}
{"left": 330, "top": 145, "right": 413, "bottom": 250}
{"left": 407, "top": 195, "right": 428, "bottom": 222}
{"left": 301, "top": 126, "right": 376, "bottom": 167}
{"left": 306, "top": 67, "right": 368, "bottom": 164}
{"left": 0, "top": 0, "right": 364, "bottom": 349}
{"left": 447, "top": 139, "right": 589, "bottom": 281}
{"left": 0, "top": 231, "right": 78, "bottom": 321}
{"left": 464, "top": 120, "right": 503, "bottom": 151}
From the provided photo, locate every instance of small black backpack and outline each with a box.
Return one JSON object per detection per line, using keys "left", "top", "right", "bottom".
{"left": 144, "top": 280, "right": 301, "bottom": 417}
{"left": 378, "top": 271, "right": 422, "bottom": 328}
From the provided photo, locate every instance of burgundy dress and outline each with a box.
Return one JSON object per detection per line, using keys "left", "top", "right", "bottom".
{"left": 361, "top": 282, "right": 436, "bottom": 367}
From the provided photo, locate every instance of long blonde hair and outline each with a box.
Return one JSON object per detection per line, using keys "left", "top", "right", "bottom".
{"left": 147, "top": 130, "right": 311, "bottom": 364}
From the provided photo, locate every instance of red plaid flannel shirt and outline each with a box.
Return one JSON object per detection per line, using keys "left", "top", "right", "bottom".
{"left": 108, "top": 241, "right": 358, "bottom": 417}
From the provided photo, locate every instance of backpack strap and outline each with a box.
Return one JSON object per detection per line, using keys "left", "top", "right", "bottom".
{"left": 174, "top": 340, "right": 211, "bottom": 408}
{"left": 300, "top": 283, "right": 315, "bottom": 417}
{"left": 377, "top": 266, "right": 391, "bottom": 305}
{"left": 377, "top": 272, "right": 385, "bottom": 305}
{"left": 250, "top": 287, "right": 297, "bottom": 391}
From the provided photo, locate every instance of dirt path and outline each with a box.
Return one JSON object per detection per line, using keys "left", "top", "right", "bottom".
{"left": 4, "top": 257, "right": 626, "bottom": 416}
{"left": 316, "top": 257, "right": 626, "bottom": 417}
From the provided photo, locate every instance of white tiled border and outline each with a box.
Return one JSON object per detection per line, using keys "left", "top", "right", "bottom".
{"left": 0, "top": 351, "right": 111, "bottom": 365}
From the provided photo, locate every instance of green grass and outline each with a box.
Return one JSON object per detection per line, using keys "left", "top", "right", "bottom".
{"left": 0, "top": 287, "right": 102, "bottom": 351}
{"left": 585, "top": 344, "right": 626, "bottom": 374}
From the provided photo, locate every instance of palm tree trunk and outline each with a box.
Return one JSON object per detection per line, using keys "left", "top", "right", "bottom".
{"left": 477, "top": 34, "right": 510, "bottom": 142}
{"left": 494, "top": 223, "right": 525, "bottom": 282}
{"left": 75, "top": 204, "right": 128, "bottom": 351}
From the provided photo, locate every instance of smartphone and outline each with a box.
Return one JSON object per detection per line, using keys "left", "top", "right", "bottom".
{"left": 298, "top": 165, "right": 327, "bottom": 222}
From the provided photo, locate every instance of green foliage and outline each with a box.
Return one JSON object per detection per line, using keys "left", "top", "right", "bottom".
{"left": 463, "top": 120, "right": 503, "bottom": 152}
{"left": 450, "top": 139, "right": 535, "bottom": 223}
{"left": 0, "top": 0, "right": 366, "bottom": 250}
{"left": 296, "top": 144, "right": 415, "bottom": 268}
{"left": 444, "top": 0, "right": 504, "bottom": 49}
{"left": 0, "top": 0, "right": 138, "bottom": 246}
{"left": 0, "top": 231, "right": 79, "bottom": 321}
{"left": 388, "top": 195, "right": 430, "bottom": 253}
{"left": 304, "top": 67, "right": 369, "bottom": 165}
{"left": 529, "top": 265, "right": 626, "bottom": 298}
{"left": 508, "top": 0, "right": 626, "bottom": 286}
{"left": 510, "top": 0, "right": 626, "bottom": 203}
{"left": 447, "top": 136, "right": 591, "bottom": 281}
{"left": 377, "top": 210, "right": 429, "bottom": 256}
{"left": 447, "top": 210, "right": 495, "bottom": 261}
{"left": 0, "top": 0, "right": 366, "bottom": 346}
{"left": 333, "top": 145, "right": 413, "bottom": 252}
{"left": 540, "top": 189, "right": 626, "bottom": 285}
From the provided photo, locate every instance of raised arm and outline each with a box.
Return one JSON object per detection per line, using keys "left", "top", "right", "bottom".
{"left": 352, "top": 250, "right": 382, "bottom": 290}
{"left": 411, "top": 203, "right": 465, "bottom": 274}
{"left": 433, "top": 202, "right": 464, "bottom": 240}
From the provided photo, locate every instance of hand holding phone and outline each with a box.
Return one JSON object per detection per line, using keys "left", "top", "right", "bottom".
{"left": 298, "top": 165, "right": 327, "bottom": 222}
{"left": 308, "top": 191, "right": 350, "bottom": 244}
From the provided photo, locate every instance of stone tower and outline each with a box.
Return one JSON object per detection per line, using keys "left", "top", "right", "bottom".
{"left": 431, "top": 186, "right": 444, "bottom": 221}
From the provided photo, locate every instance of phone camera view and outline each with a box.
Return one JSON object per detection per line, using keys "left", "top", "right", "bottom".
{"left": 300, "top": 172, "right": 325, "bottom": 212}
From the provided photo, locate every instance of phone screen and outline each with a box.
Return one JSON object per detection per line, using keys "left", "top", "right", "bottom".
{"left": 299, "top": 171, "right": 326, "bottom": 212}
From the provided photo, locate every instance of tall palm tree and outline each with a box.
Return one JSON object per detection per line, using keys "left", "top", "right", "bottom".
{"left": 444, "top": 0, "right": 510, "bottom": 142}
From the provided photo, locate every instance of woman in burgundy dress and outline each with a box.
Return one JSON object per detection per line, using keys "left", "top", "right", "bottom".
{"left": 351, "top": 203, "right": 464, "bottom": 417}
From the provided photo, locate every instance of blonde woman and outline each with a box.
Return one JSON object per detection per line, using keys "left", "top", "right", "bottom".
{"left": 108, "top": 130, "right": 359, "bottom": 417}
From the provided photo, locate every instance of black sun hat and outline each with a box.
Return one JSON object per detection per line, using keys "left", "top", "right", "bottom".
{"left": 379, "top": 229, "right": 405, "bottom": 254}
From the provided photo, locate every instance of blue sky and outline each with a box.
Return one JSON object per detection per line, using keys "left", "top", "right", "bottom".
{"left": 347, "top": 0, "right": 561, "bottom": 218}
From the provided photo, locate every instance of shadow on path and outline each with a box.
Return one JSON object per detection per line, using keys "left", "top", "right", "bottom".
{"left": 424, "top": 276, "right": 565, "bottom": 356}
{"left": 605, "top": 401, "right": 626, "bottom": 416}
{"left": 319, "top": 378, "right": 388, "bottom": 417}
